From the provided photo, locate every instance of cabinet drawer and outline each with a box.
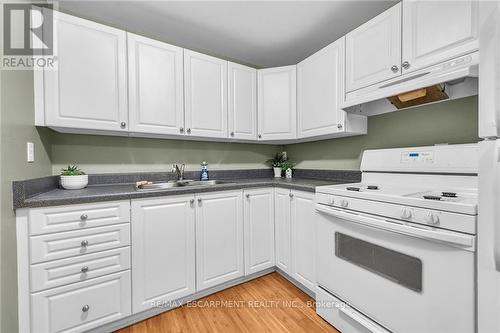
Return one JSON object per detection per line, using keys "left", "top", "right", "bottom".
{"left": 31, "top": 271, "right": 131, "bottom": 333}
{"left": 30, "top": 223, "right": 130, "bottom": 264}
{"left": 29, "top": 201, "right": 130, "bottom": 236}
{"left": 31, "top": 247, "right": 131, "bottom": 292}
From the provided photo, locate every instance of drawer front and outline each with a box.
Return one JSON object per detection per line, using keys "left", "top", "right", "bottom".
{"left": 30, "top": 223, "right": 130, "bottom": 264}
{"left": 31, "top": 271, "right": 131, "bottom": 333}
{"left": 31, "top": 247, "right": 131, "bottom": 292}
{"left": 29, "top": 201, "right": 130, "bottom": 236}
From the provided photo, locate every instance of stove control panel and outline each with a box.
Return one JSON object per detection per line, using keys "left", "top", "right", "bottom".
{"left": 315, "top": 193, "right": 476, "bottom": 234}
{"left": 401, "top": 151, "right": 434, "bottom": 164}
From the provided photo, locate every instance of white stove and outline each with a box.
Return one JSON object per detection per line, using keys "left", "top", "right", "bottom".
{"left": 315, "top": 144, "right": 479, "bottom": 333}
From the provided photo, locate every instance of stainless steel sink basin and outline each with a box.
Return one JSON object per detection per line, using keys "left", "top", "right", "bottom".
{"left": 136, "top": 179, "right": 233, "bottom": 191}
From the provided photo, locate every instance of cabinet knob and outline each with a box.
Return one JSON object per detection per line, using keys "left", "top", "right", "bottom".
{"left": 391, "top": 65, "right": 399, "bottom": 73}
{"left": 81, "top": 266, "right": 89, "bottom": 273}
{"left": 82, "top": 305, "right": 90, "bottom": 312}
{"left": 337, "top": 124, "right": 343, "bottom": 130}
{"left": 197, "top": 198, "right": 202, "bottom": 203}
{"left": 80, "top": 240, "right": 89, "bottom": 248}
{"left": 230, "top": 132, "right": 234, "bottom": 137}
{"left": 258, "top": 134, "right": 262, "bottom": 139}
{"left": 80, "top": 214, "right": 88, "bottom": 221}
{"left": 402, "top": 61, "right": 410, "bottom": 70}
{"left": 120, "top": 122, "right": 126, "bottom": 128}
{"left": 179, "top": 127, "right": 184, "bottom": 133}
{"left": 289, "top": 193, "right": 294, "bottom": 198}
{"left": 246, "top": 193, "right": 250, "bottom": 198}
{"left": 190, "top": 198, "right": 195, "bottom": 204}
{"left": 187, "top": 128, "right": 191, "bottom": 134}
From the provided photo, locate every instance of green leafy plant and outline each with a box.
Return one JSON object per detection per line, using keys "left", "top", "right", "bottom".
{"left": 266, "top": 152, "right": 286, "bottom": 167}
{"left": 280, "top": 161, "right": 295, "bottom": 171}
{"left": 60, "top": 165, "right": 85, "bottom": 176}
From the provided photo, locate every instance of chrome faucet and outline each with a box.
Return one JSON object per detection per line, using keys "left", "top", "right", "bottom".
{"left": 172, "top": 163, "right": 185, "bottom": 181}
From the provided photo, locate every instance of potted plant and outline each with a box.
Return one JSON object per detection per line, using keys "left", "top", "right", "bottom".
{"left": 280, "top": 161, "right": 295, "bottom": 179}
{"left": 60, "top": 165, "right": 88, "bottom": 190}
{"left": 267, "top": 152, "right": 285, "bottom": 178}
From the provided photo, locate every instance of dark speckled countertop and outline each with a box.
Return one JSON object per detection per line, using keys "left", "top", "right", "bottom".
{"left": 13, "top": 169, "right": 361, "bottom": 209}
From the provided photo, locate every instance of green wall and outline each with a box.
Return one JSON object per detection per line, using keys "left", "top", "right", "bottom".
{"left": 286, "top": 96, "right": 479, "bottom": 170}
{"left": 0, "top": 70, "right": 53, "bottom": 333}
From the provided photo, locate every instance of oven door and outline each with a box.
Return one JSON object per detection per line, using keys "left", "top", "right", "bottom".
{"left": 316, "top": 204, "right": 475, "bottom": 333}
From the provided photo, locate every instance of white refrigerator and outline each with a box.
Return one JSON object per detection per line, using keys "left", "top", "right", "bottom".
{"left": 478, "top": 1, "right": 500, "bottom": 332}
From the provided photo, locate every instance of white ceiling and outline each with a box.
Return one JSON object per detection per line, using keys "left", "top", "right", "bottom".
{"left": 57, "top": 1, "right": 398, "bottom": 68}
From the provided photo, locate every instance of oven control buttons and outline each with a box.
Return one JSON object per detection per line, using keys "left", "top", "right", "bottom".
{"left": 400, "top": 208, "right": 412, "bottom": 219}
{"left": 329, "top": 197, "right": 335, "bottom": 205}
{"left": 425, "top": 212, "right": 440, "bottom": 225}
{"left": 340, "top": 199, "right": 349, "bottom": 208}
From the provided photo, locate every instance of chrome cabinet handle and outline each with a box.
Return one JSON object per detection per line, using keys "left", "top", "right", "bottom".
{"left": 197, "top": 198, "right": 202, "bottom": 203}
{"left": 179, "top": 127, "right": 184, "bottom": 133}
{"left": 80, "top": 240, "right": 89, "bottom": 248}
{"left": 258, "top": 134, "right": 262, "bottom": 139}
{"left": 81, "top": 266, "right": 89, "bottom": 273}
{"left": 120, "top": 122, "right": 126, "bottom": 128}
{"left": 402, "top": 61, "right": 410, "bottom": 70}
{"left": 245, "top": 193, "right": 250, "bottom": 198}
{"left": 337, "top": 124, "right": 343, "bottom": 130}
{"left": 80, "top": 214, "right": 88, "bottom": 221}
{"left": 187, "top": 128, "right": 191, "bottom": 134}
{"left": 230, "top": 132, "right": 234, "bottom": 137}
{"left": 190, "top": 198, "right": 195, "bottom": 204}
{"left": 391, "top": 65, "right": 399, "bottom": 73}
{"left": 289, "top": 193, "right": 294, "bottom": 198}
{"left": 82, "top": 305, "right": 90, "bottom": 312}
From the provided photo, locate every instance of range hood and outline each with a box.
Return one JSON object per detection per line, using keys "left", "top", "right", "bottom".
{"left": 342, "top": 52, "right": 479, "bottom": 116}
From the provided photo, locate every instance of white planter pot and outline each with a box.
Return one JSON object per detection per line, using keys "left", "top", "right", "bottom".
{"left": 60, "top": 175, "right": 88, "bottom": 190}
{"left": 273, "top": 167, "right": 282, "bottom": 178}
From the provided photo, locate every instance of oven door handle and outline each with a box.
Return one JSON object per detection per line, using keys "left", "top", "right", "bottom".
{"left": 316, "top": 205, "right": 475, "bottom": 251}
{"left": 337, "top": 304, "right": 391, "bottom": 333}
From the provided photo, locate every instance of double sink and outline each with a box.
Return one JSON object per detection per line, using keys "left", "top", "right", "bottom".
{"left": 136, "top": 179, "right": 233, "bottom": 191}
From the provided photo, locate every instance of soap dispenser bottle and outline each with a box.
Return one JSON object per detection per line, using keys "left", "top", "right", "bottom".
{"left": 200, "top": 161, "right": 209, "bottom": 181}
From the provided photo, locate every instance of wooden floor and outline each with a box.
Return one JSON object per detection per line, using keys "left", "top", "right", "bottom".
{"left": 116, "top": 273, "right": 339, "bottom": 333}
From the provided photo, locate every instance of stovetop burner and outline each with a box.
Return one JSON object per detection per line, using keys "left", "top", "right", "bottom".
{"left": 442, "top": 192, "right": 457, "bottom": 198}
{"left": 367, "top": 185, "right": 379, "bottom": 190}
{"left": 346, "top": 187, "right": 360, "bottom": 191}
{"left": 423, "top": 195, "right": 442, "bottom": 200}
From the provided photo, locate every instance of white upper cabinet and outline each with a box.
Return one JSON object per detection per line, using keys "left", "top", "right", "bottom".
{"left": 257, "top": 66, "right": 297, "bottom": 141}
{"left": 184, "top": 50, "right": 228, "bottom": 138}
{"left": 402, "top": 0, "right": 479, "bottom": 74}
{"left": 228, "top": 62, "right": 257, "bottom": 140}
{"left": 128, "top": 33, "right": 184, "bottom": 136}
{"left": 346, "top": 3, "right": 402, "bottom": 92}
{"left": 41, "top": 11, "right": 128, "bottom": 132}
{"left": 131, "top": 196, "right": 195, "bottom": 314}
{"left": 195, "top": 191, "right": 244, "bottom": 291}
{"left": 297, "top": 37, "right": 346, "bottom": 138}
{"left": 243, "top": 188, "right": 275, "bottom": 275}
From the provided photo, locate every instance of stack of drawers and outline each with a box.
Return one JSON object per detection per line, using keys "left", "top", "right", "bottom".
{"left": 24, "top": 201, "right": 132, "bottom": 332}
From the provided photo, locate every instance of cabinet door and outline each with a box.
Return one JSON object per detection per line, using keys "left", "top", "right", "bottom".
{"left": 228, "top": 62, "right": 257, "bottom": 140}
{"left": 274, "top": 188, "right": 292, "bottom": 274}
{"left": 131, "top": 196, "right": 195, "bottom": 313}
{"left": 128, "top": 33, "right": 184, "bottom": 135}
{"left": 345, "top": 3, "right": 402, "bottom": 92}
{"left": 290, "top": 190, "right": 316, "bottom": 291}
{"left": 402, "top": 0, "right": 479, "bottom": 73}
{"left": 243, "top": 188, "right": 275, "bottom": 275}
{"left": 297, "top": 37, "right": 346, "bottom": 138}
{"left": 43, "top": 11, "right": 128, "bottom": 132}
{"left": 196, "top": 191, "right": 244, "bottom": 290}
{"left": 184, "top": 50, "right": 228, "bottom": 138}
{"left": 257, "top": 66, "right": 297, "bottom": 140}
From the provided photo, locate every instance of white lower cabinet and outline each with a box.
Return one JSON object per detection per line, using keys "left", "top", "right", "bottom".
{"left": 290, "top": 191, "right": 316, "bottom": 291}
{"left": 195, "top": 191, "right": 244, "bottom": 291}
{"left": 275, "top": 189, "right": 317, "bottom": 291}
{"left": 243, "top": 188, "right": 275, "bottom": 275}
{"left": 31, "top": 271, "right": 131, "bottom": 333}
{"left": 131, "top": 196, "right": 196, "bottom": 313}
{"left": 275, "top": 188, "right": 292, "bottom": 274}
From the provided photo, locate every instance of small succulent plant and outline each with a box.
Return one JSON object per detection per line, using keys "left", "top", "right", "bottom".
{"left": 61, "top": 165, "right": 85, "bottom": 176}
{"left": 280, "top": 160, "right": 295, "bottom": 171}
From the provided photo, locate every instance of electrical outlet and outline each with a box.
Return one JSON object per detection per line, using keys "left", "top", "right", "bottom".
{"left": 27, "top": 142, "right": 34, "bottom": 162}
